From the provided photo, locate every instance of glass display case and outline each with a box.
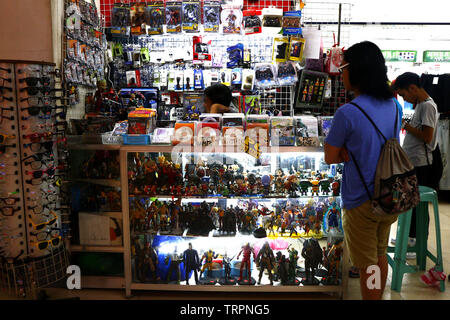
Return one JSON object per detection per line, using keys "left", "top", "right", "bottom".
{"left": 120, "top": 145, "right": 348, "bottom": 297}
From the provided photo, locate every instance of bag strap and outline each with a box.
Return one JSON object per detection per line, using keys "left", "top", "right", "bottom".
{"left": 348, "top": 151, "right": 373, "bottom": 201}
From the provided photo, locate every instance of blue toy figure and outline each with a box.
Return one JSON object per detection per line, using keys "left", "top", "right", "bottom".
{"left": 324, "top": 201, "right": 342, "bottom": 233}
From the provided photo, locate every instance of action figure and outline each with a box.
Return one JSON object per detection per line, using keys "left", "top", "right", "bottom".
{"left": 165, "top": 248, "right": 183, "bottom": 283}
{"left": 237, "top": 242, "right": 256, "bottom": 284}
{"left": 301, "top": 238, "right": 323, "bottom": 285}
{"left": 287, "top": 247, "right": 299, "bottom": 284}
{"left": 326, "top": 201, "right": 342, "bottom": 233}
{"left": 310, "top": 178, "right": 320, "bottom": 196}
{"left": 200, "top": 249, "right": 217, "bottom": 278}
{"left": 322, "top": 239, "right": 344, "bottom": 285}
{"left": 183, "top": 243, "right": 200, "bottom": 285}
{"left": 255, "top": 242, "right": 275, "bottom": 285}
{"left": 299, "top": 179, "right": 311, "bottom": 196}
{"left": 219, "top": 253, "right": 236, "bottom": 285}
{"left": 320, "top": 178, "right": 331, "bottom": 195}
{"left": 143, "top": 245, "right": 159, "bottom": 282}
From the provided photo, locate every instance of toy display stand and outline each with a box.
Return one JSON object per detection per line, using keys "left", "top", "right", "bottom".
{"left": 218, "top": 276, "right": 238, "bottom": 285}
{"left": 321, "top": 276, "right": 341, "bottom": 286}
{"left": 238, "top": 277, "right": 256, "bottom": 286}
{"left": 301, "top": 276, "right": 321, "bottom": 286}
{"left": 198, "top": 277, "right": 217, "bottom": 285}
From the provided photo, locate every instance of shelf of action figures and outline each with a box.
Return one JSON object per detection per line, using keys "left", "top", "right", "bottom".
{"left": 129, "top": 194, "right": 339, "bottom": 199}
{"left": 121, "top": 145, "right": 324, "bottom": 154}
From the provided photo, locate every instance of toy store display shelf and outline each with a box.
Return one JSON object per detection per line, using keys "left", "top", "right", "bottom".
{"left": 129, "top": 194, "right": 339, "bottom": 200}
{"left": 70, "top": 245, "right": 124, "bottom": 253}
{"left": 121, "top": 145, "right": 324, "bottom": 154}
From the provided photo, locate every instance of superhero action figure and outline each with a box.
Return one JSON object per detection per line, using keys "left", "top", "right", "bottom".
{"left": 165, "top": 248, "right": 183, "bottom": 283}
{"left": 322, "top": 238, "right": 344, "bottom": 285}
{"left": 326, "top": 201, "right": 342, "bottom": 234}
{"left": 237, "top": 242, "right": 256, "bottom": 284}
{"left": 255, "top": 242, "right": 275, "bottom": 285}
{"left": 200, "top": 249, "right": 218, "bottom": 279}
{"left": 183, "top": 243, "right": 200, "bottom": 285}
{"left": 219, "top": 252, "right": 236, "bottom": 285}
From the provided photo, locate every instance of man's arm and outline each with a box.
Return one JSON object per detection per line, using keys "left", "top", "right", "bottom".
{"left": 324, "top": 142, "right": 350, "bottom": 164}
{"left": 403, "top": 121, "right": 434, "bottom": 144}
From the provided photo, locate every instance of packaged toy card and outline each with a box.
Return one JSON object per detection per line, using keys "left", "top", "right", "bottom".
{"left": 130, "top": 3, "right": 146, "bottom": 35}
{"left": 221, "top": 8, "right": 243, "bottom": 34}
{"left": 243, "top": 9, "right": 262, "bottom": 35}
{"left": 112, "top": 3, "right": 130, "bottom": 27}
{"left": 289, "top": 37, "right": 306, "bottom": 61}
{"left": 273, "top": 37, "right": 289, "bottom": 63}
{"left": 203, "top": 0, "right": 220, "bottom": 33}
{"left": 145, "top": 1, "right": 164, "bottom": 35}
{"left": 182, "top": 0, "right": 200, "bottom": 32}
{"left": 166, "top": 1, "right": 182, "bottom": 33}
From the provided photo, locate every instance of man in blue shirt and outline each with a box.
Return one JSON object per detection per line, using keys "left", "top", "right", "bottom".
{"left": 324, "top": 41, "right": 400, "bottom": 300}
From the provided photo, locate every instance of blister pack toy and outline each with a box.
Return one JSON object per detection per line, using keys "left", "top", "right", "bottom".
{"left": 166, "top": 1, "right": 182, "bottom": 33}
{"left": 112, "top": 3, "right": 130, "bottom": 27}
{"left": 221, "top": 8, "right": 243, "bottom": 34}
{"left": 146, "top": 1, "right": 165, "bottom": 35}
{"left": 204, "top": 0, "right": 221, "bottom": 32}
{"left": 182, "top": 0, "right": 200, "bottom": 32}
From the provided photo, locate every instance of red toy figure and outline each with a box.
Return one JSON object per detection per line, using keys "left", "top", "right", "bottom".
{"left": 237, "top": 242, "right": 256, "bottom": 283}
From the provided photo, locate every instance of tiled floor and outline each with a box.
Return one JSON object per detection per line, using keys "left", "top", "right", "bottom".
{"left": 2, "top": 198, "right": 450, "bottom": 301}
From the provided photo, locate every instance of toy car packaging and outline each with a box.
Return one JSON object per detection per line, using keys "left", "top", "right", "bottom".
{"left": 145, "top": 1, "right": 164, "bottom": 35}
{"left": 243, "top": 9, "right": 262, "bottom": 35}
{"left": 254, "top": 63, "right": 277, "bottom": 88}
{"left": 203, "top": 0, "right": 221, "bottom": 33}
{"left": 221, "top": 3, "right": 243, "bottom": 34}
{"left": 130, "top": 2, "right": 147, "bottom": 35}
{"left": 165, "top": 1, "right": 182, "bottom": 33}
{"left": 277, "top": 61, "right": 298, "bottom": 86}
{"left": 273, "top": 37, "right": 289, "bottom": 63}
{"left": 289, "top": 37, "right": 306, "bottom": 61}
{"left": 111, "top": 3, "right": 130, "bottom": 28}
{"left": 193, "top": 36, "right": 212, "bottom": 62}
{"left": 182, "top": 0, "right": 200, "bottom": 32}
{"left": 282, "top": 10, "right": 302, "bottom": 36}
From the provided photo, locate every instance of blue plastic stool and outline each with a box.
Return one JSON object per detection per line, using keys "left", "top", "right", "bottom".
{"left": 387, "top": 186, "right": 445, "bottom": 292}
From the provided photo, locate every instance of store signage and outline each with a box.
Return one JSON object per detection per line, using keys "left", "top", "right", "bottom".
{"left": 423, "top": 51, "right": 450, "bottom": 63}
{"left": 382, "top": 50, "right": 417, "bottom": 62}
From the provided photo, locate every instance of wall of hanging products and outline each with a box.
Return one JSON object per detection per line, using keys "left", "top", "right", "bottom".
{"left": 0, "top": 61, "right": 70, "bottom": 298}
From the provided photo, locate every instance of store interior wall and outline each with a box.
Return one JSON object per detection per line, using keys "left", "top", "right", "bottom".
{"left": 0, "top": 0, "right": 53, "bottom": 62}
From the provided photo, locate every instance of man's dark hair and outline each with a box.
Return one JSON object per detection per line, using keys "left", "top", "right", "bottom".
{"left": 343, "top": 41, "right": 393, "bottom": 100}
{"left": 392, "top": 72, "right": 422, "bottom": 90}
{"left": 204, "top": 84, "right": 232, "bottom": 107}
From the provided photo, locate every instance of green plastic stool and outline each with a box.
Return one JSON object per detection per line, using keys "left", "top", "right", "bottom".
{"left": 387, "top": 186, "right": 445, "bottom": 292}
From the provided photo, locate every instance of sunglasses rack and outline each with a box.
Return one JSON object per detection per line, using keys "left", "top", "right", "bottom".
{"left": 0, "top": 62, "right": 27, "bottom": 263}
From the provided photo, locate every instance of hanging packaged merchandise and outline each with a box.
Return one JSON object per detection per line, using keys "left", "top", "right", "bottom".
{"left": 289, "top": 37, "right": 306, "bottom": 61}
{"left": 243, "top": 48, "right": 251, "bottom": 68}
{"left": 182, "top": 0, "right": 200, "bottom": 32}
{"left": 243, "top": 95, "right": 261, "bottom": 114}
{"left": 145, "top": 1, "right": 164, "bottom": 35}
{"left": 123, "top": 47, "right": 134, "bottom": 64}
{"left": 254, "top": 63, "right": 277, "bottom": 88}
{"left": 243, "top": 9, "right": 262, "bottom": 35}
{"left": 183, "top": 69, "right": 195, "bottom": 91}
{"left": 270, "top": 117, "right": 295, "bottom": 146}
{"left": 241, "top": 69, "right": 255, "bottom": 91}
{"left": 130, "top": 3, "right": 147, "bottom": 35}
{"left": 140, "top": 48, "right": 150, "bottom": 64}
{"left": 166, "top": 1, "right": 182, "bottom": 33}
{"left": 174, "top": 70, "right": 184, "bottom": 91}
{"left": 203, "top": 0, "right": 221, "bottom": 33}
{"left": 262, "top": 7, "right": 282, "bottom": 29}
{"left": 272, "top": 37, "right": 289, "bottom": 63}
{"left": 193, "top": 36, "right": 212, "bottom": 62}
{"left": 126, "top": 70, "right": 141, "bottom": 87}
{"left": 294, "top": 116, "right": 320, "bottom": 147}
{"left": 221, "top": 7, "right": 243, "bottom": 34}
{"left": 111, "top": 3, "right": 131, "bottom": 27}
{"left": 220, "top": 68, "right": 232, "bottom": 86}
{"left": 112, "top": 43, "right": 123, "bottom": 59}
{"left": 194, "top": 69, "right": 204, "bottom": 90}
{"left": 227, "top": 43, "right": 244, "bottom": 68}
{"left": 282, "top": 10, "right": 302, "bottom": 36}
{"left": 277, "top": 61, "right": 298, "bottom": 86}
{"left": 325, "top": 34, "right": 344, "bottom": 76}
{"left": 231, "top": 68, "right": 242, "bottom": 85}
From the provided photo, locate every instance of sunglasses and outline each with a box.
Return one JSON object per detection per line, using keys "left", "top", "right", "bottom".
{"left": 29, "top": 227, "right": 61, "bottom": 242}
{"left": 0, "top": 197, "right": 20, "bottom": 206}
{"left": 23, "top": 137, "right": 66, "bottom": 153}
{"left": 21, "top": 111, "right": 66, "bottom": 121}
{"left": 23, "top": 155, "right": 55, "bottom": 170}
{"left": 19, "top": 77, "right": 52, "bottom": 87}
{"left": 0, "top": 85, "right": 13, "bottom": 93}
{"left": 19, "top": 86, "right": 62, "bottom": 96}
{"left": 28, "top": 212, "right": 58, "bottom": 231}
{"left": 25, "top": 175, "right": 63, "bottom": 186}
{"left": 0, "top": 206, "right": 21, "bottom": 216}
{"left": 31, "top": 235, "right": 62, "bottom": 251}
{"left": 0, "top": 106, "right": 13, "bottom": 112}
{"left": 0, "top": 95, "right": 13, "bottom": 103}
{"left": 21, "top": 105, "right": 57, "bottom": 116}
{"left": 26, "top": 165, "right": 64, "bottom": 179}
{"left": 27, "top": 203, "right": 59, "bottom": 214}
{"left": 20, "top": 96, "right": 55, "bottom": 105}
{"left": 0, "top": 134, "right": 15, "bottom": 144}
{"left": 337, "top": 62, "right": 350, "bottom": 73}
{"left": 0, "top": 144, "right": 16, "bottom": 154}
{"left": 0, "top": 67, "right": 12, "bottom": 73}
{"left": 23, "top": 132, "right": 54, "bottom": 143}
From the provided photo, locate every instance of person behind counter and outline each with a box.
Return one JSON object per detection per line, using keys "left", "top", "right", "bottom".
{"left": 204, "top": 84, "right": 239, "bottom": 113}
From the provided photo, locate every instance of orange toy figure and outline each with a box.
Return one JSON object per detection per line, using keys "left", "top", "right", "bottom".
{"left": 200, "top": 249, "right": 218, "bottom": 278}
{"left": 131, "top": 200, "right": 146, "bottom": 232}
{"left": 310, "top": 178, "right": 320, "bottom": 196}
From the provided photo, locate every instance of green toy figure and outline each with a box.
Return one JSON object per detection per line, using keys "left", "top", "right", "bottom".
{"left": 299, "top": 179, "right": 311, "bottom": 196}
{"left": 288, "top": 247, "right": 299, "bottom": 284}
{"left": 320, "top": 179, "right": 331, "bottom": 195}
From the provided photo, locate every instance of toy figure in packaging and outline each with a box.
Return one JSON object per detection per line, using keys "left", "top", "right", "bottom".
{"left": 183, "top": 243, "right": 200, "bottom": 285}
{"left": 145, "top": 1, "right": 164, "bottom": 35}
{"left": 237, "top": 242, "right": 255, "bottom": 284}
{"left": 221, "top": 7, "right": 243, "bottom": 34}
{"left": 130, "top": 3, "right": 146, "bottom": 35}
{"left": 182, "top": 0, "right": 200, "bottom": 32}
{"left": 112, "top": 4, "right": 130, "bottom": 27}
{"left": 203, "top": 0, "right": 220, "bottom": 32}
{"left": 166, "top": 1, "right": 182, "bottom": 33}
{"left": 255, "top": 241, "right": 275, "bottom": 285}
{"left": 301, "top": 238, "right": 323, "bottom": 285}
